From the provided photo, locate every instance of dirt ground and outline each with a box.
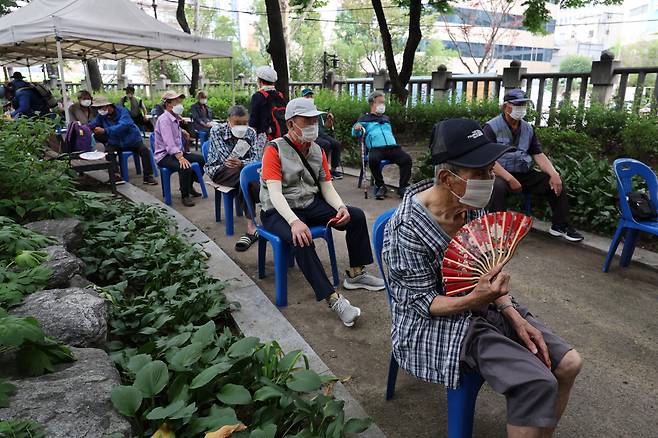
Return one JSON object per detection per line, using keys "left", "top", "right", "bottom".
{"left": 115, "top": 167, "right": 658, "bottom": 438}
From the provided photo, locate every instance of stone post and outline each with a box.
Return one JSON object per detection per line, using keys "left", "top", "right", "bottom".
{"left": 373, "top": 68, "right": 389, "bottom": 93}
{"left": 49, "top": 74, "right": 59, "bottom": 91}
{"left": 431, "top": 65, "right": 452, "bottom": 102}
{"left": 117, "top": 74, "right": 129, "bottom": 91}
{"left": 502, "top": 60, "right": 526, "bottom": 94}
{"left": 198, "top": 73, "right": 207, "bottom": 91}
{"left": 322, "top": 69, "right": 336, "bottom": 90}
{"left": 590, "top": 50, "right": 619, "bottom": 105}
{"left": 237, "top": 73, "right": 246, "bottom": 88}
{"left": 155, "top": 74, "right": 168, "bottom": 91}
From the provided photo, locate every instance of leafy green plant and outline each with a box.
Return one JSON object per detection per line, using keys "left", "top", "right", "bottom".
{"left": 535, "top": 127, "right": 601, "bottom": 161}
{"left": 620, "top": 116, "right": 658, "bottom": 160}
{"left": 0, "top": 419, "right": 47, "bottom": 438}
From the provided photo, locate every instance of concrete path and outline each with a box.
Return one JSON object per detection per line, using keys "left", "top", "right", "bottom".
{"left": 126, "top": 169, "right": 658, "bottom": 438}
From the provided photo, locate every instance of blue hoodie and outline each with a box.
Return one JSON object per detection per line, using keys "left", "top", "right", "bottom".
{"left": 351, "top": 113, "right": 398, "bottom": 150}
{"left": 10, "top": 80, "right": 48, "bottom": 118}
{"left": 88, "top": 104, "right": 143, "bottom": 148}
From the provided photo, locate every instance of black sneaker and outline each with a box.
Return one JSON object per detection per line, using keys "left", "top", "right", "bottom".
{"left": 181, "top": 196, "right": 195, "bottom": 207}
{"left": 398, "top": 186, "right": 408, "bottom": 198}
{"left": 374, "top": 185, "right": 387, "bottom": 200}
{"left": 549, "top": 224, "right": 584, "bottom": 242}
{"left": 143, "top": 176, "right": 158, "bottom": 185}
{"left": 331, "top": 169, "right": 343, "bottom": 180}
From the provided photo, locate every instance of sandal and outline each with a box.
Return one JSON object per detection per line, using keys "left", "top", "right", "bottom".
{"left": 235, "top": 232, "right": 258, "bottom": 252}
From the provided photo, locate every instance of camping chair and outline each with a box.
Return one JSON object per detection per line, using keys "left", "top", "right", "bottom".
{"left": 149, "top": 133, "right": 207, "bottom": 205}
{"left": 603, "top": 158, "right": 658, "bottom": 272}
{"left": 240, "top": 162, "right": 339, "bottom": 307}
{"left": 372, "top": 208, "right": 484, "bottom": 438}
{"left": 201, "top": 140, "right": 242, "bottom": 236}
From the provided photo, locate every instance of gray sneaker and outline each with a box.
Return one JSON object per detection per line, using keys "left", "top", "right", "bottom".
{"left": 331, "top": 296, "right": 361, "bottom": 327}
{"left": 343, "top": 270, "right": 385, "bottom": 291}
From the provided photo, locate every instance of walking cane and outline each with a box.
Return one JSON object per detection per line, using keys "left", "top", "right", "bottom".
{"left": 359, "top": 135, "right": 368, "bottom": 199}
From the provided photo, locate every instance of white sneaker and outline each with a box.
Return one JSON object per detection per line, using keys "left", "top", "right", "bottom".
{"left": 343, "top": 270, "right": 385, "bottom": 291}
{"left": 330, "top": 296, "right": 361, "bottom": 327}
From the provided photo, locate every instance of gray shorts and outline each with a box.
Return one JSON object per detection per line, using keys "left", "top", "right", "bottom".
{"left": 460, "top": 305, "right": 573, "bottom": 428}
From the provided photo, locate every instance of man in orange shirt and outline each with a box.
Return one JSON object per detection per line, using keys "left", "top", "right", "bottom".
{"left": 259, "top": 97, "right": 385, "bottom": 327}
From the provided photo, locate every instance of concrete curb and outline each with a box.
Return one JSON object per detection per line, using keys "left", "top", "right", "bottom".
{"left": 86, "top": 171, "right": 386, "bottom": 438}
{"left": 341, "top": 165, "right": 658, "bottom": 272}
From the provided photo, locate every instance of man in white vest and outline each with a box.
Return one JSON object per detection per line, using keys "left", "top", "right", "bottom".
{"left": 260, "top": 97, "right": 385, "bottom": 327}
{"left": 484, "top": 89, "right": 583, "bottom": 242}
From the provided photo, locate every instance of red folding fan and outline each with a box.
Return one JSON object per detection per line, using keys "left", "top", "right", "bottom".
{"left": 441, "top": 211, "right": 533, "bottom": 296}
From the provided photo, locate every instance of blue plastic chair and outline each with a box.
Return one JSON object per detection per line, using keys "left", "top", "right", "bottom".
{"left": 196, "top": 129, "right": 208, "bottom": 150}
{"left": 372, "top": 209, "right": 484, "bottom": 438}
{"left": 603, "top": 158, "right": 658, "bottom": 272}
{"left": 201, "top": 141, "right": 242, "bottom": 236}
{"left": 358, "top": 147, "right": 392, "bottom": 192}
{"left": 119, "top": 149, "right": 159, "bottom": 183}
{"left": 149, "top": 133, "right": 207, "bottom": 206}
{"left": 240, "top": 162, "right": 340, "bottom": 307}
{"left": 513, "top": 193, "right": 533, "bottom": 216}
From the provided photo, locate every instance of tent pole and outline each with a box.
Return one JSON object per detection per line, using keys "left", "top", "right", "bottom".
{"left": 55, "top": 37, "right": 70, "bottom": 125}
{"left": 230, "top": 57, "right": 235, "bottom": 105}
{"left": 147, "top": 53, "right": 154, "bottom": 100}
{"left": 82, "top": 60, "right": 92, "bottom": 92}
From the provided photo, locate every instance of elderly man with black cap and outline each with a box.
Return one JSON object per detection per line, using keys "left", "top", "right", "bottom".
{"left": 484, "top": 89, "right": 583, "bottom": 242}
{"left": 383, "top": 118, "right": 583, "bottom": 438}
{"left": 260, "top": 97, "right": 385, "bottom": 327}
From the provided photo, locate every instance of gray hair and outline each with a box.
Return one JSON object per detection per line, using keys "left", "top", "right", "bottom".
{"left": 227, "top": 104, "right": 248, "bottom": 119}
{"left": 434, "top": 162, "right": 461, "bottom": 186}
{"left": 367, "top": 90, "right": 384, "bottom": 104}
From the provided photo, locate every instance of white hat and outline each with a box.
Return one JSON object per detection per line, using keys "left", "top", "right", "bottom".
{"left": 285, "top": 97, "right": 325, "bottom": 120}
{"left": 255, "top": 65, "right": 278, "bottom": 83}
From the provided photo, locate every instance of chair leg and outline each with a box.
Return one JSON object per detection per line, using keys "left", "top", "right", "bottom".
{"left": 191, "top": 164, "right": 208, "bottom": 198}
{"left": 150, "top": 150, "right": 159, "bottom": 177}
{"left": 523, "top": 194, "right": 533, "bottom": 216}
{"left": 603, "top": 223, "right": 625, "bottom": 272}
{"left": 324, "top": 227, "right": 340, "bottom": 288}
{"left": 162, "top": 171, "right": 172, "bottom": 205}
{"left": 120, "top": 154, "right": 130, "bottom": 183}
{"left": 446, "top": 373, "right": 484, "bottom": 438}
{"left": 235, "top": 195, "right": 243, "bottom": 217}
{"left": 620, "top": 228, "right": 639, "bottom": 267}
{"left": 214, "top": 189, "right": 222, "bottom": 222}
{"left": 258, "top": 238, "right": 267, "bottom": 279}
{"left": 272, "top": 242, "right": 289, "bottom": 307}
{"left": 385, "top": 353, "right": 399, "bottom": 401}
{"left": 224, "top": 192, "right": 235, "bottom": 236}
{"left": 133, "top": 153, "right": 142, "bottom": 175}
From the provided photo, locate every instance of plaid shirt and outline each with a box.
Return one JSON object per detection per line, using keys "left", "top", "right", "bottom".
{"left": 382, "top": 179, "right": 484, "bottom": 389}
{"left": 206, "top": 122, "right": 261, "bottom": 180}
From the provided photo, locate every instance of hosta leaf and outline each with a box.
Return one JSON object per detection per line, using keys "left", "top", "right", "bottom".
{"left": 127, "top": 354, "right": 152, "bottom": 374}
{"left": 286, "top": 369, "right": 322, "bottom": 393}
{"left": 217, "top": 384, "right": 252, "bottom": 405}
{"left": 170, "top": 343, "right": 204, "bottom": 370}
{"left": 226, "top": 337, "right": 259, "bottom": 359}
{"left": 190, "top": 362, "right": 232, "bottom": 389}
{"left": 146, "top": 400, "right": 185, "bottom": 420}
{"left": 110, "top": 385, "right": 143, "bottom": 417}
{"left": 189, "top": 406, "right": 237, "bottom": 434}
{"left": 191, "top": 320, "right": 215, "bottom": 347}
{"left": 252, "top": 386, "right": 283, "bottom": 402}
{"left": 134, "top": 360, "right": 169, "bottom": 397}
{"left": 344, "top": 418, "right": 373, "bottom": 433}
{"left": 277, "top": 350, "right": 303, "bottom": 372}
{"left": 0, "top": 379, "right": 17, "bottom": 408}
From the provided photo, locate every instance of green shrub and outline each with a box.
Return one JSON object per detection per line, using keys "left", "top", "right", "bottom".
{"left": 582, "top": 104, "right": 628, "bottom": 154}
{"left": 620, "top": 116, "right": 658, "bottom": 159}
{"left": 535, "top": 127, "right": 601, "bottom": 161}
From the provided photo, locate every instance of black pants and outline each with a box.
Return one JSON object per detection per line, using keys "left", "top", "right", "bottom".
{"left": 105, "top": 141, "right": 154, "bottom": 178}
{"left": 157, "top": 153, "right": 205, "bottom": 197}
{"left": 315, "top": 134, "right": 341, "bottom": 170}
{"left": 260, "top": 197, "right": 374, "bottom": 301}
{"left": 368, "top": 146, "right": 412, "bottom": 190}
{"left": 211, "top": 165, "right": 260, "bottom": 220}
{"left": 489, "top": 169, "right": 570, "bottom": 225}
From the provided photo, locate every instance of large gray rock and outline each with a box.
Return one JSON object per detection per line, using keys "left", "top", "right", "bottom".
{"left": 24, "top": 218, "right": 83, "bottom": 251}
{"left": 42, "top": 245, "right": 85, "bottom": 288}
{"left": 11, "top": 287, "right": 108, "bottom": 348}
{"left": 0, "top": 347, "right": 132, "bottom": 438}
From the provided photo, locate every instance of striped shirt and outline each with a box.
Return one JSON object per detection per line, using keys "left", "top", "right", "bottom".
{"left": 382, "top": 179, "right": 484, "bottom": 389}
{"left": 205, "top": 122, "right": 260, "bottom": 181}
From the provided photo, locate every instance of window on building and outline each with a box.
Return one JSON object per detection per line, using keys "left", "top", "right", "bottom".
{"left": 630, "top": 5, "right": 648, "bottom": 16}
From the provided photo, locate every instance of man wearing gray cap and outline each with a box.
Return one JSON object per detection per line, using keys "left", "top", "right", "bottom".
{"left": 384, "top": 118, "right": 582, "bottom": 437}
{"left": 484, "top": 89, "right": 583, "bottom": 242}
{"left": 260, "top": 97, "right": 385, "bottom": 327}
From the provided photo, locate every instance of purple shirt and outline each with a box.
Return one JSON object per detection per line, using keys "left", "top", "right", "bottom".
{"left": 154, "top": 110, "right": 184, "bottom": 163}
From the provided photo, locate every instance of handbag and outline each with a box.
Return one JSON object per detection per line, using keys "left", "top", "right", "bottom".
{"left": 627, "top": 192, "right": 657, "bottom": 221}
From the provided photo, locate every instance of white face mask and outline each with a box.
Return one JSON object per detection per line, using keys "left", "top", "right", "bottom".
{"left": 80, "top": 99, "right": 92, "bottom": 107}
{"left": 230, "top": 124, "right": 248, "bottom": 138}
{"left": 293, "top": 122, "right": 318, "bottom": 143}
{"left": 449, "top": 171, "right": 495, "bottom": 208}
{"left": 509, "top": 105, "right": 527, "bottom": 121}
{"left": 97, "top": 109, "right": 108, "bottom": 116}
{"left": 199, "top": 98, "right": 208, "bottom": 105}
{"left": 172, "top": 103, "right": 185, "bottom": 115}
{"left": 375, "top": 103, "right": 386, "bottom": 114}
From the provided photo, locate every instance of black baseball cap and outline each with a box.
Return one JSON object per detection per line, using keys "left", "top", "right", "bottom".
{"left": 11, "top": 72, "right": 23, "bottom": 80}
{"left": 124, "top": 85, "right": 135, "bottom": 92}
{"left": 430, "top": 118, "right": 512, "bottom": 168}
{"left": 503, "top": 89, "right": 531, "bottom": 104}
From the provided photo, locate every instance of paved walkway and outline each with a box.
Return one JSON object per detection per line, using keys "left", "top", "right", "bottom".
{"left": 128, "top": 169, "right": 658, "bottom": 438}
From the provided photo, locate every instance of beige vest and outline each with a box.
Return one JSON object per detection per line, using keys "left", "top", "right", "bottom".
{"left": 260, "top": 136, "right": 324, "bottom": 212}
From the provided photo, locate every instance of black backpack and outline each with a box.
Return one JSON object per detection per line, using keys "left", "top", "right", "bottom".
{"left": 259, "top": 89, "right": 288, "bottom": 140}
{"left": 17, "top": 83, "right": 57, "bottom": 109}
{"left": 626, "top": 192, "right": 657, "bottom": 221}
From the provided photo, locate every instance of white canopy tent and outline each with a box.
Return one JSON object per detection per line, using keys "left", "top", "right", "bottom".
{"left": 0, "top": 0, "right": 233, "bottom": 122}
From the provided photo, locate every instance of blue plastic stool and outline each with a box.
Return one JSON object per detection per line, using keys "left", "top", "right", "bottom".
{"left": 358, "top": 149, "right": 392, "bottom": 192}
{"left": 603, "top": 158, "right": 658, "bottom": 272}
{"left": 150, "top": 133, "right": 208, "bottom": 205}
{"left": 240, "top": 162, "right": 340, "bottom": 307}
{"left": 196, "top": 130, "right": 208, "bottom": 150}
{"left": 201, "top": 141, "right": 243, "bottom": 236}
{"left": 119, "top": 149, "right": 159, "bottom": 182}
{"left": 372, "top": 209, "right": 484, "bottom": 437}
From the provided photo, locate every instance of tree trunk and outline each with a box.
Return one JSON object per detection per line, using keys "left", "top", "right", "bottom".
{"left": 86, "top": 59, "right": 103, "bottom": 92}
{"left": 371, "top": 0, "right": 422, "bottom": 103}
{"left": 265, "top": 0, "right": 290, "bottom": 98}
{"left": 116, "top": 60, "right": 126, "bottom": 81}
{"left": 176, "top": 0, "right": 199, "bottom": 96}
